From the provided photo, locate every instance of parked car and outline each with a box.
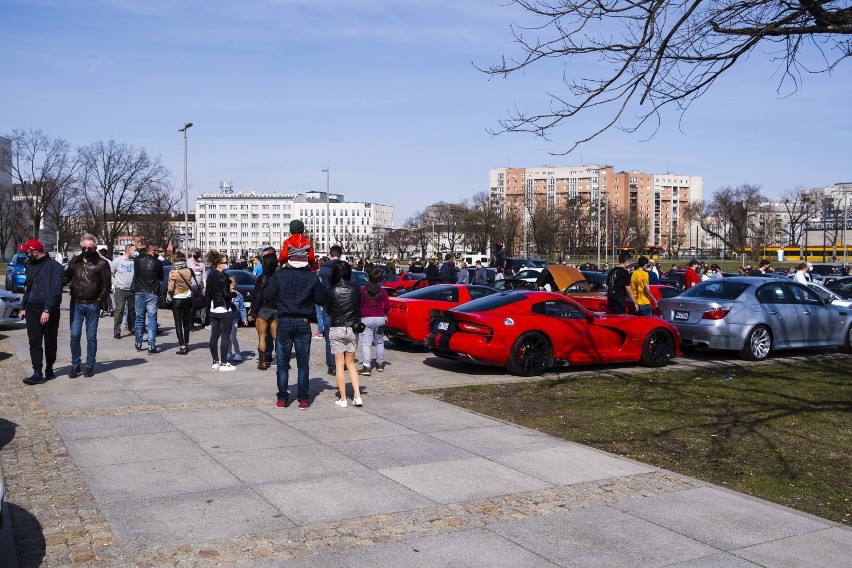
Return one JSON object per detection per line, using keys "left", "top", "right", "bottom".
{"left": 825, "top": 276, "right": 852, "bottom": 299}
{"left": 426, "top": 291, "right": 681, "bottom": 376}
{"left": 0, "top": 290, "right": 23, "bottom": 325}
{"left": 502, "top": 258, "right": 537, "bottom": 273}
{"left": 383, "top": 272, "right": 427, "bottom": 294}
{"left": 659, "top": 270, "right": 686, "bottom": 290}
{"left": 805, "top": 282, "right": 852, "bottom": 308}
{"left": 385, "top": 284, "right": 497, "bottom": 346}
{"left": 5, "top": 253, "right": 27, "bottom": 292}
{"left": 658, "top": 277, "right": 852, "bottom": 360}
{"left": 465, "top": 266, "right": 496, "bottom": 287}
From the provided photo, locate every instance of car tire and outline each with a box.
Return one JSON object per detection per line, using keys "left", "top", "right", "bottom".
{"left": 740, "top": 325, "right": 772, "bottom": 361}
{"left": 506, "top": 332, "right": 552, "bottom": 377}
{"left": 841, "top": 324, "right": 852, "bottom": 354}
{"left": 640, "top": 328, "right": 675, "bottom": 367}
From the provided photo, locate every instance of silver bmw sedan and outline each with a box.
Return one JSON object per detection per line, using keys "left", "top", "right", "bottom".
{"left": 658, "top": 277, "right": 852, "bottom": 360}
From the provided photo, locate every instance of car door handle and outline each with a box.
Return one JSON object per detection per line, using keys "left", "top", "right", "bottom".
{"left": 768, "top": 310, "right": 779, "bottom": 315}
{"left": 802, "top": 311, "right": 811, "bottom": 315}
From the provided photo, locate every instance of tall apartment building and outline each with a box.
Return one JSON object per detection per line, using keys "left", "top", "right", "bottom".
{"left": 194, "top": 189, "right": 394, "bottom": 257}
{"left": 488, "top": 164, "right": 702, "bottom": 254}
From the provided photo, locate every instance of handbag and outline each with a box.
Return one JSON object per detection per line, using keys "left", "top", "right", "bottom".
{"left": 351, "top": 321, "right": 366, "bottom": 333}
{"left": 190, "top": 271, "right": 207, "bottom": 310}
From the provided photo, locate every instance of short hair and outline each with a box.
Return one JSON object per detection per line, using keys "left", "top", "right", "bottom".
{"left": 80, "top": 233, "right": 98, "bottom": 246}
{"left": 688, "top": 259, "right": 699, "bottom": 267}
{"left": 368, "top": 267, "right": 383, "bottom": 283}
{"left": 798, "top": 263, "right": 807, "bottom": 270}
{"left": 618, "top": 252, "right": 631, "bottom": 263}
{"left": 124, "top": 243, "right": 136, "bottom": 252}
{"left": 172, "top": 251, "right": 186, "bottom": 262}
{"left": 759, "top": 259, "right": 771, "bottom": 267}
{"left": 637, "top": 256, "right": 649, "bottom": 268}
{"left": 445, "top": 253, "right": 453, "bottom": 261}
{"left": 332, "top": 260, "right": 352, "bottom": 284}
{"left": 329, "top": 245, "right": 343, "bottom": 258}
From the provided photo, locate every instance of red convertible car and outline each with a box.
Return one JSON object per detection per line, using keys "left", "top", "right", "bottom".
{"left": 385, "top": 284, "right": 497, "bottom": 345}
{"left": 383, "top": 272, "right": 428, "bottom": 294}
{"left": 426, "top": 291, "right": 681, "bottom": 376}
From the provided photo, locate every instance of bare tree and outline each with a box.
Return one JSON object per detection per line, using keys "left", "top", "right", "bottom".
{"left": 780, "top": 188, "right": 819, "bottom": 255}
{"left": 1, "top": 129, "right": 80, "bottom": 240}
{"left": 697, "top": 184, "right": 769, "bottom": 259}
{"left": 43, "top": 181, "right": 86, "bottom": 256}
{"left": 384, "top": 227, "right": 414, "bottom": 259}
{"left": 556, "top": 195, "right": 592, "bottom": 259}
{"left": 462, "top": 192, "right": 503, "bottom": 256}
{"left": 429, "top": 202, "right": 467, "bottom": 255}
{"left": 134, "top": 184, "right": 182, "bottom": 252}
{"left": 528, "top": 198, "right": 559, "bottom": 258}
{"left": 78, "top": 140, "right": 172, "bottom": 257}
{"left": 0, "top": 182, "right": 29, "bottom": 258}
{"left": 405, "top": 210, "right": 434, "bottom": 259}
{"left": 485, "top": 1, "right": 852, "bottom": 151}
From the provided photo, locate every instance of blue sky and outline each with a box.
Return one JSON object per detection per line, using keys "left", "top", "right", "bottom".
{"left": 3, "top": 0, "right": 850, "bottom": 223}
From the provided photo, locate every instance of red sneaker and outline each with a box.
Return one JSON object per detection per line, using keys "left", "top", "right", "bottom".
{"left": 298, "top": 401, "right": 310, "bottom": 409}
{"left": 276, "top": 400, "right": 286, "bottom": 408}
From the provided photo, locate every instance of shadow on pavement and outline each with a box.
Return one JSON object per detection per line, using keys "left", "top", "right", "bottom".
{"left": 7, "top": 502, "right": 44, "bottom": 568}
{"left": 0, "top": 417, "right": 16, "bottom": 451}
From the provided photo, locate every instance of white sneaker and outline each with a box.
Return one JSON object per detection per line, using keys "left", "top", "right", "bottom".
{"left": 335, "top": 399, "right": 348, "bottom": 408}
{"left": 219, "top": 362, "right": 236, "bottom": 372}
{"left": 231, "top": 353, "right": 243, "bottom": 362}
{"left": 211, "top": 361, "right": 222, "bottom": 370}
{"left": 353, "top": 397, "right": 363, "bottom": 407}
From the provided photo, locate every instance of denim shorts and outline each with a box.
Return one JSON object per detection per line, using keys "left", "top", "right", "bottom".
{"left": 329, "top": 326, "right": 357, "bottom": 354}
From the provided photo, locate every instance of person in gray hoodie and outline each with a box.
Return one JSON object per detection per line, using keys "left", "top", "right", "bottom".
{"left": 111, "top": 243, "right": 137, "bottom": 338}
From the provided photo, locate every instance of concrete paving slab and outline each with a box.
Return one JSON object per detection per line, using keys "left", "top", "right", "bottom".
{"left": 431, "top": 424, "right": 565, "bottom": 457}
{"left": 113, "top": 374, "right": 209, "bottom": 390}
{"left": 344, "top": 528, "right": 559, "bottom": 567}
{"left": 179, "top": 422, "right": 316, "bottom": 454}
{"left": 288, "top": 413, "right": 417, "bottom": 443}
{"left": 257, "top": 399, "right": 358, "bottom": 422}
{"left": 54, "top": 413, "right": 177, "bottom": 441}
{"left": 490, "top": 444, "right": 655, "bottom": 485}
{"left": 613, "top": 487, "right": 830, "bottom": 550}
{"left": 216, "top": 444, "right": 368, "bottom": 485}
{"left": 328, "top": 433, "right": 478, "bottom": 470}
{"left": 38, "top": 389, "right": 146, "bottom": 411}
{"left": 255, "top": 470, "right": 433, "bottom": 525}
{"left": 133, "top": 385, "right": 228, "bottom": 404}
{"left": 491, "top": 505, "right": 719, "bottom": 567}
{"left": 101, "top": 487, "right": 294, "bottom": 553}
{"left": 64, "top": 431, "right": 204, "bottom": 467}
{"left": 381, "top": 456, "right": 553, "bottom": 504}
{"left": 37, "top": 376, "right": 127, "bottom": 393}
{"left": 733, "top": 527, "right": 852, "bottom": 568}
{"left": 108, "top": 364, "right": 194, "bottom": 379}
{"left": 665, "top": 554, "right": 763, "bottom": 567}
{"left": 217, "top": 381, "right": 277, "bottom": 399}
{"left": 161, "top": 405, "right": 277, "bottom": 430}
{"left": 369, "top": 405, "right": 505, "bottom": 433}
{"left": 81, "top": 455, "right": 242, "bottom": 503}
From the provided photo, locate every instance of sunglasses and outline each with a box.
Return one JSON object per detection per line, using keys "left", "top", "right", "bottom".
{"left": 81, "top": 246, "right": 96, "bottom": 252}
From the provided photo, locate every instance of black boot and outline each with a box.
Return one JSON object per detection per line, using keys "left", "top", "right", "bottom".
{"left": 257, "top": 350, "right": 267, "bottom": 370}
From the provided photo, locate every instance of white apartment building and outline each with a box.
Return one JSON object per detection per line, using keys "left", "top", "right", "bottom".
{"left": 194, "top": 189, "right": 394, "bottom": 257}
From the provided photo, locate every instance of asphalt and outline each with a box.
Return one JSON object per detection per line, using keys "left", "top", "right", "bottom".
{"left": 0, "top": 299, "right": 849, "bottom": 567}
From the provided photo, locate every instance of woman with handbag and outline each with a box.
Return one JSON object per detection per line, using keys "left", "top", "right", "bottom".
{"left": 167, "top": 252, "right": 194, "bottom": 355}
{"left": 205, "top": 252, "right": 236, "bottom": 371}
{"left": 325, "top": 261, "right": 363, "bottom": 407}
{"left": 358, "top": 267, "right": 391, "bottom": 376}
{"left": 248, "top": 252, "right": 279, "bottom": 370}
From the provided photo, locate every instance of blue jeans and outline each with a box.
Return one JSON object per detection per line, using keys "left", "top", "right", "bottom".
{"left": 134, "top": 293, "right": 159, "bottom": 348}
{"left": 315, "top": 305, "right": 325, "bottom": 334}
{"left": 637, "top": 304, "right": 652, "bottom": 317}
{"left": 323, "top": 311, "right": 334, "bottom": 371}
{"left": 70, "top": 302, "right": 100, "bottom": 367}
{"left": 276, "top": 317, "right": 312, "bottom": 403}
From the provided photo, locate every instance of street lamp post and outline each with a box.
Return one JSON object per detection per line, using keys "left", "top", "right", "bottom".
{"left": 178, "top": 122, "right": 193, "bottom": 253}
{"left": 322, "top": 167, "right": 330, "bottom": 254}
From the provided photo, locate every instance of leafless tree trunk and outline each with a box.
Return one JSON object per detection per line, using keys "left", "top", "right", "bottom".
{"left": 0, "top": 182, "right": 29, "bottom": 258}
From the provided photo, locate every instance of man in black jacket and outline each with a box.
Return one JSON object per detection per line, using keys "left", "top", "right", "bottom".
{"left": 63, "top": 234, "right": 112, "bottom": 378}
{"left": 18, "top": 239, "right": 64, "bottom": 385}
{"left": 262, "top": 249, "right": 325, "bottom": 409}
{"left": 132, "top": 244, "right": 164, "bottom": 353}
{"left": 425, "top": 258, "right": 440, "bottom": 285}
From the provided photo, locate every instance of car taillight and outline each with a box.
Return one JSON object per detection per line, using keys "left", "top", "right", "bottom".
{"left": 702, "top": 308, "right": 730, "bottom": 320}
{"left": 392, "top": 303, "right": 406, "bottom": 314}
{"left": 458, "top": 322, "right": 492, "bottom": 335}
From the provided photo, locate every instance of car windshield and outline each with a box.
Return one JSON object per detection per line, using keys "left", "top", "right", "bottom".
{"left": 807, "top": 284, "right": 841, "bottom": 302}
{"left": 225, "top": 270, "right": 257, "bottom": 285}
{"left": 454, "top": 292, "right": 527, "bottom": 313}
{"left": 680, "top": 280, "right": 750, "bottom": 300}
{"left": 515, "top": 269, "right": 540, "bottom": 279}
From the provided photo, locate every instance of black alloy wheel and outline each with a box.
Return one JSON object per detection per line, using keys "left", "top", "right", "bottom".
{"left": 640, "top": 328, "right": 675, "bottom": 367}
{"left": 506, "top": 332, "right": 552, "bottom": 377}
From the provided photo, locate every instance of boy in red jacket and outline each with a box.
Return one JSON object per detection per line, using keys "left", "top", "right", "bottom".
{"left": 278, "top": 219, "right": 316, "bottom": 267}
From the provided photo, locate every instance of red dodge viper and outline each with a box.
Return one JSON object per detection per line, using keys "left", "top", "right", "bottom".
{"left": 426, "top": 291, "right": 681, "bottom": 376}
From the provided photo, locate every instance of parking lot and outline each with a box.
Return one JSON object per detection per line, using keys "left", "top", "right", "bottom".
{"left": 0, "top": 302, "right": 849, "bottom": 567}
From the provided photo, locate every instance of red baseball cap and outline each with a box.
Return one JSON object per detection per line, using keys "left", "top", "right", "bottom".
{"left": 17, "top": 239, "right": 44, "bottom": 252}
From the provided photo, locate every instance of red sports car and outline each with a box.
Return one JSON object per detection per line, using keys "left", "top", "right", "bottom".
{"left": 426, "top": 291, "right": 681, "bottom": 376}
{"left": 383, "top": 272, "right": 428, "bottom": 295}
{"left": 570, "top": 284, "right": 681, "bottom": 315}
{"left": 385, "top": 284, "right": 497, "bottom": 345}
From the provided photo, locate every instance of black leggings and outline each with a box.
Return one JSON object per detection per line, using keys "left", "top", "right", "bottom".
{"left": 171, "top": 297, "right": 193, "bottom": 346}
{"left": 209, "top": 311, "right": 234, "bottom": 362}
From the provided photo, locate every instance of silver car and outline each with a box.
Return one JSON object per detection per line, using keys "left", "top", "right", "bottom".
{"left": 658, "top": 277, "right": 852, "bottom": 360}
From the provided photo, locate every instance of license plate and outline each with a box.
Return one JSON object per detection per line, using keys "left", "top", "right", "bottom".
{"left": 436, "top": 321, "right": 449, "bottom": 331}
{"left": 673, "top": 311, "right": 689, "bottom": 321}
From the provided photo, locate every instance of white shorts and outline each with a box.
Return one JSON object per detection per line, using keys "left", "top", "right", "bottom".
{"left": 329, "top": 326, "right": 358, "bottom": 354}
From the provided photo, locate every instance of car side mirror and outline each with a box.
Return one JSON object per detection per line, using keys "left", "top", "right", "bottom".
{"left": 822, "top": 296, "right": 832, "bottom": 306}
{"left": 586, "top": 312, "right": 595, "bottom": 324}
